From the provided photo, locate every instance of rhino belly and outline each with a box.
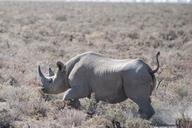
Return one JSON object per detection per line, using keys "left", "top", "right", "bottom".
{"left": 90, "top": 69, "right": 127, "bottom": 103}
{"left": 95, "top": 90, "right": 127, "bottom": 104}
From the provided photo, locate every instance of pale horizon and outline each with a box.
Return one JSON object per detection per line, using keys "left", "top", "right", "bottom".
{"left": 0, "top": 0, "right": 191, "bottom": 3}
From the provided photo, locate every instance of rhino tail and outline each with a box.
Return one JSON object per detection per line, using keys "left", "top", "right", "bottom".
{"left": 151, "top": 51, "right": 160, "bottom": 74}
{"left": 149, "top": 51, "right": 160, "bottom": 94}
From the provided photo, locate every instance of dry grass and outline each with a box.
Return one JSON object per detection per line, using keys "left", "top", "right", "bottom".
{"left": 176, "top": 114, "right": 192, "bottom": 128}
{"left": 0, "top": 2, "right": 192, "bottom": 127}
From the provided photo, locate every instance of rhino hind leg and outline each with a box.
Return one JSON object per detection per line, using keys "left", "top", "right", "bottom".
{"left": 123, "top": 85, "right": 154, "bottom": 119}
{"left": 122, "top": 72, "right": 154, "bottom": 119}
{"left": 132, "top": 97, "right": 155, "bottom": 120}
{"left": 123, "top": 91, "right": 154, "bottom": 119}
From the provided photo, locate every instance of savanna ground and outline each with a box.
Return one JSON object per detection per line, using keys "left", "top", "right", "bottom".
{"left": 0, "top": 2, "right": 192, "bottom": 128}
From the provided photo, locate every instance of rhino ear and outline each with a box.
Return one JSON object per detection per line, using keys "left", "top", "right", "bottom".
{"left": 57, "top": 61, "right": 65, "bottom": 72}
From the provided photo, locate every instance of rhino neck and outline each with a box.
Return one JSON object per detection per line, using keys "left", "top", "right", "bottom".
{"left": 64, "top": 55, "right": 82, "bottom": 88}
{"left": 65, "top": 71, "right": 71, "bottom": 89}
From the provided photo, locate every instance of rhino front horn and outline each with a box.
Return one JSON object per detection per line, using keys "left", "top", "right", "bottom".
{"left": 38, "top": 65, "right": 44, "bottom": 78}
{"left": 38, "top": 65, "right": 48, "bottom": 85}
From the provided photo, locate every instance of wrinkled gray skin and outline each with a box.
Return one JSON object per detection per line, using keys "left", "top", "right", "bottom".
{"left": 38, "top": 51, "right": 160, "bottom": 120}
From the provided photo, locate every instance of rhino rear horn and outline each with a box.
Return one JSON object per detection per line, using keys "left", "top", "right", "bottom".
{"left": 49, "top": 67, "right": 54, "bottom": 76}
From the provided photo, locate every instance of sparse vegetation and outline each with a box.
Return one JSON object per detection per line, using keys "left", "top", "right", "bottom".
{"left": 125, "top": 118, "right": 151, "bottom": 128}
{"left": 176, "top": 114, "right": 192, "bottom": 128}
{"left": 0, "top": 2, "right": 192, "bottom": 127}
{"left": 0, "top": 110, "right": 14, "bottom": 128}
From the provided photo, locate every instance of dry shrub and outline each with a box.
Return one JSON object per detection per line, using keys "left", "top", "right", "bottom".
{"left": 51, "top": 100, "right": 65, "bottom": 111}
{"left": 104, "top": 105, "right": 127, "bottom": 124}
{"left": 81, "top": 94, "right": 138, "bottom": 127}
{"left": 96, "top": 101, "right": 138, "bottom": 127}
{"left": 128, "top": 32, "right": 139, "bottom": 40}
{"left": 85, "top": 93, "right": 98, "bottom": 115}
{"left": 176, "top": 114, "right": 192, "bottom": 128}
{"left": 17, "top": 99, "right": 47, "bottom": 118}
{"left": 54, "top": 109, "right": 86, "bottom": 127}
{"left": 151, "top": 108, "right": 176, "bottom": 126}
{"left": 182, "top": 41, "right": 192, "bottom": 56}
{"left": 0, "top": 85, "right": 48, "bottom": 119}
{"left": 150, "top": 101, "right": 192, "bottom": 127}
{"left": 38, "top": 26, "right": 52, "bottom": 37}
{"left": 173, "top": 79, "right": 189, "bottom": 99}
{"left": 161, "top": 30, "right": 177, "bottom": 41}
{"left": 55, "top": 15, "right": 67, "bottom": 21}
{"left": 0, "top": 23, "right": 8, "bottom": 33}
{"left": 16, "top": 16, "right": 39, "bottom": 26}
{"left": 144, "top": 35, "right": 163, "bottom": 48}
{"left": 86, "top": 31, "right": 105, "bottom": 40}
{"left": 83, "top": 116, "right": 113, "bottom": 128}
{"left": 176, "top": 87, "right": 188, "bottom": 99}
{"left": 5, "top": 76, "right": 20, "bottom": 87}
{"left": 20, "top": 26, "right": 34, "bottom": 40}
{"left": 0, "top": 110, "right": 14, "bottom": 128}
{"left": 125, "top": 118, "right": 151, "bottom": 128}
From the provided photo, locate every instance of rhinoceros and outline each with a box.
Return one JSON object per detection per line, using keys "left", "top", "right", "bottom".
{"left": 38, "top": 51, "right": 160, "bottom": 119}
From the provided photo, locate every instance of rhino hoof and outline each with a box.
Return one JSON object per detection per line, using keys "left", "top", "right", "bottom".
{"left": 64, "top": 99, "right": 81, "bottom": 109}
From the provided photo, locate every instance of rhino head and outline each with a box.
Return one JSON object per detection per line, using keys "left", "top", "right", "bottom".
{"left": 38, "top": 61, "right": 69, "bottom": 94}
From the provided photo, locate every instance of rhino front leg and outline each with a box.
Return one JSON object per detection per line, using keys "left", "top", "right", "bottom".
{"left": 63, "top": 99, "right": 80, "bottom": 109}
{"left": 63, "top": 87, "right": 89, "bottom": 109}
{"left": 87, "top": 93, "right": 98, "bottom": 116}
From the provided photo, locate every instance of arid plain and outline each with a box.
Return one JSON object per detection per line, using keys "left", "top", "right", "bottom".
{"left": 0, "top": 2, "right": 192, "bottom": 128}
